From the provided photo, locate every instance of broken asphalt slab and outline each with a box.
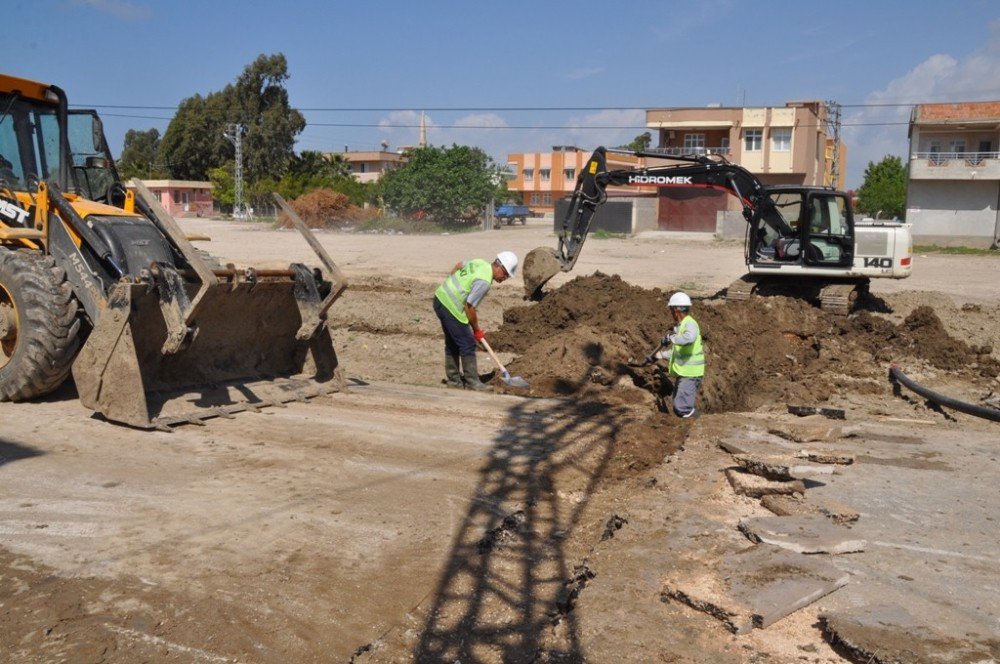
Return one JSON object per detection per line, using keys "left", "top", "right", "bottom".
{"left": 738, "top": 515, "right": 866, "bottom": 554}
{"left": 725, "top": 468, "right": 805, "bottom": 498}
{"left": 732, "top": 452, "right": 835, "bottom": 480}
{"left": 662, "top": 545, "right": 849, "bottom": 635}
{"left": 760, "top": 494, "right": 860, "bottom": 524}
{"left": 821, "top": 604, "right": 1000, "bottom": 663}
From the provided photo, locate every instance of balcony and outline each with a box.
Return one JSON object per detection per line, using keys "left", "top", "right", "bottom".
{"left": 910, "top": 151, "right": 1000, "bottom": 180}
{"left": 647, "top": 146, "right": 731, "bottom": 157}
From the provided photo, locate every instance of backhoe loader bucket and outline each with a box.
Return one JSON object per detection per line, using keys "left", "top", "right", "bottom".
{"left": 72, "top": 277, "right": 345, "bottom": 429}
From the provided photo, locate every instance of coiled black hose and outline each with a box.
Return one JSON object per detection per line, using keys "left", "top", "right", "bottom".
{"left": 889, "top": 366, "right": 1000, "bottom": 423}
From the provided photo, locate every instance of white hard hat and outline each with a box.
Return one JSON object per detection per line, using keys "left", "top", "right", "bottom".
{"left": 668, "top": 292, "right": 692, "bottom": 308}
{"left": 496, "top": 251, "right": 518, "bottom": 276}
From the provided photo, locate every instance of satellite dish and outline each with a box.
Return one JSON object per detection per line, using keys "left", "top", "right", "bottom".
{"left": 380, "top": 139, "right": 390, "bottom": 150}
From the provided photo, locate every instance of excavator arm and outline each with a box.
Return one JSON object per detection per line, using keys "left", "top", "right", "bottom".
{"left": 522, "top": 146, "right": 791, "bottom": 297}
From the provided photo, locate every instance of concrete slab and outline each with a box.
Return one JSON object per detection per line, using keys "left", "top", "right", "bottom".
{"left": 733, "top": 453, "right": 836, "bottom": 480}
{"left": 662, "top": 545, "right": 849, "bottom": 634}
{"left": 794, "top": 449, "right": 855, "bottom": 465}
{"left": 725, "top": 468, "right": 805, "bottom": 498}
{"left": 768, "top": 415, "right": 861, "bottom": 443}
{"left": 760, "top": 494, "right": 860, "bottom": 524}
{"left": 738, "top": 515, "right": 866, "bottom": 554}
{"left": 821, "top": 604, "right": 999, "bottom": 663}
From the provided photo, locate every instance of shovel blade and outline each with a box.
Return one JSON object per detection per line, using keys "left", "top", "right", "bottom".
{"left": 72, "top": 280, "right": 344, "bottom": 429}
{"left": 500, "top": 372, "right": 530, "bottom": 389}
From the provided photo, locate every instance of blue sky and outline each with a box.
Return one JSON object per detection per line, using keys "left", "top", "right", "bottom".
{"left": 5, "top": 0, "right": 999, "bottom": 188}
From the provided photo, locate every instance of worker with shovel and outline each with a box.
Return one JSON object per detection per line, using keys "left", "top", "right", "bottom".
{"left": 433, "top": 251, "right": 519, "bottom": 390}
{"left": 655, "top": 292, "right": 705, "bottom": 418}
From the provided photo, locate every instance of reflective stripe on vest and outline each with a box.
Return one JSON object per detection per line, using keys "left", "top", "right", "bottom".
{"left": 669, "top": 315, "right": 705, "bottom": 378}
{"left": 434, "top": 259, "right": 493, "bottom": 324}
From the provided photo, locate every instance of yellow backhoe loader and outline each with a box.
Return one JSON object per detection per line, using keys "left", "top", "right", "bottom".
{"left": 0, "top": 73, "right": 347, "bottom": 429}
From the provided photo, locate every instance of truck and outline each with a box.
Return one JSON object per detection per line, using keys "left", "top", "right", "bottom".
{"left": 0, "top": 72, "right": 347, "bottom": 428}
{"left": 522, "top": 147, "right": 912, "bottom": 315}
{"left": 495, "top": 204, "right": 531, "bottom": 226}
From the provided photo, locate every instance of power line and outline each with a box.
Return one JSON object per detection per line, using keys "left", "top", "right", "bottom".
{"left": 94, "top": 111, "right": 912, "bottom": 130}
{"left": 77, "top": 98, "right": 1000, "bottom": 112}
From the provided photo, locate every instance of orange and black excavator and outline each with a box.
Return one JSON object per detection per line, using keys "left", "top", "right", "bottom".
{"left": 0, "top": 72, "right": 347, "bottom": 428}
{"left": 523, "top": 146, "right": 912, "bottom": 314}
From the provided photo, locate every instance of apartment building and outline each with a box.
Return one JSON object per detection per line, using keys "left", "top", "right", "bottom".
{"left": 505, "top": 146, "right": 646, "bottom": 213}
{"left": 646, "top": 101, "right": 841, "bottom": 231}
{"left": 332, "top": 150, "right": 407, "bottom": 184}
{"left": 905, "top": 102, "right": 1000, "bottom": 248}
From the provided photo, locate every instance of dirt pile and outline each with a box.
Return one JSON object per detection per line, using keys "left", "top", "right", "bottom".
{"left": 492, "top": 273, "right": 998, "bottom": 414}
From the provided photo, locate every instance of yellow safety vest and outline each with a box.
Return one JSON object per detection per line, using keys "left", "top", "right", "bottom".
{"left": 434, "top": 259, "right": 493, "bottom": 324}
{"left": 669, "top": 315, "right": 705, "bottom": 378}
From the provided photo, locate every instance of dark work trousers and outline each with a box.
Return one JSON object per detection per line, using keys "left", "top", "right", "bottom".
{"left": 433, "top": 297, "right": 476, "bottom": 357}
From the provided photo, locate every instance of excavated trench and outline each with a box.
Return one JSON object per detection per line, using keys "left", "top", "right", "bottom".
{"left": 491, "top": 273, "right": 999, "bottom": 415}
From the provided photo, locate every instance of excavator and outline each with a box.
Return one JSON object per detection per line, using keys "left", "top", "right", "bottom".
{"left": 0, "top": 72, "right": 347, "bottom": 429}
{"left": 523, "top": 146, "right": 912, "bottom": 314}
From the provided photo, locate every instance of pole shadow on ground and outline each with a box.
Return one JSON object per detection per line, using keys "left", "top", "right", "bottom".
{"left": 415, "top": 362, "right": 627, "bottom": 662}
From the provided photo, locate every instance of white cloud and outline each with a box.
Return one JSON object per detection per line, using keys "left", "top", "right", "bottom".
{"left": 843, "top": 21, "right": 1000, "bottom": 188}
{"left": 72, "top": 0, "right": 151, "bottom": 20}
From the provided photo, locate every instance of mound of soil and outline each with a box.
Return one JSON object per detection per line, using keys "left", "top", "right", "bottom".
{"left": 491, "top": 274, "right": 999, "bottom": 414}
{"left": 277, "top": 188, "right": 368, "bottom": 229}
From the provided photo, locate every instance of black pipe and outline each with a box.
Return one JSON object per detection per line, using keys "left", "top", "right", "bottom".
{"left": 889, "top": 365, "right": 1000, "bottom": 423}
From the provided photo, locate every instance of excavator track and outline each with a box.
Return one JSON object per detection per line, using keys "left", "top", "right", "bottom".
{"left": 726, "top": 274, "right": 869, "bottom": 316}
{"left": 819, "top": 281, "right": 869, "bottom": 316}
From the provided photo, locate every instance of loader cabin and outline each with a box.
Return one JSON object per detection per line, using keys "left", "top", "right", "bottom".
{"left": 0, "top": 73, "right": 122, "bottom": 214}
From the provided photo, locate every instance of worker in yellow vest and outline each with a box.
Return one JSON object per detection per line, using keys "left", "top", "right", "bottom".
{"left": 433, "top": 251, "right": 518, "bottom": 390}
{"left": 656, "top": 292, "right": 705, "bottom": 418}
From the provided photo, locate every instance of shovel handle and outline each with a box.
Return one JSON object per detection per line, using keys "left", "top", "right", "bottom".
{"left": 479, "top": 338, "right": 510, "bottom": 375}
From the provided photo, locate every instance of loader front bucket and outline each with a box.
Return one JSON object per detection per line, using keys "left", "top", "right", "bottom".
{"left": 72, "top": 278, "right": 345, "bottom": 429}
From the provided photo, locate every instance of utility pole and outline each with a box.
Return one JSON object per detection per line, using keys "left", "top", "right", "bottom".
{"left": 824, "top": 101, "right": 842, "bottom": 188}
{"left": 223, "top": 123, "right": 249, "bottom": 219}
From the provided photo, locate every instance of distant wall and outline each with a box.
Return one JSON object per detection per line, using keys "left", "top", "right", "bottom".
{"left": 553, "top": 196, "right": 658, "bottom": 234}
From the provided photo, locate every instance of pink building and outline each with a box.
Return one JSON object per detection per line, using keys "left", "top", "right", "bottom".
{"left": 127, "top": 180, "right": 214, "bottom": 217}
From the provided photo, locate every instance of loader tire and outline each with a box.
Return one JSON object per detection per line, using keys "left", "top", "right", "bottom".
{"left": 0, "top": 248, "right": 81, "bottom": 401}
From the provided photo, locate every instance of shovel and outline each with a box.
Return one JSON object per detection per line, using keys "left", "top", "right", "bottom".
{"left": 626, "top": 341, "right": 668, "bottom": 368}
{"left": 480, "top": 338, "right": 530, "bottom": 388}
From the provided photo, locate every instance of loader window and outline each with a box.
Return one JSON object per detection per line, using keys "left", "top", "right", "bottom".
{"left": 67, "top": 111, "right": 116, "bottom": 201}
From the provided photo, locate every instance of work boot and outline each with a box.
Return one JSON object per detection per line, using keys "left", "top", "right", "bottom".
{"left": 444, "top": 354, "right": 464, "bottom": 389}
{"left": 460, "top": 355, "right": 491, "bottom": 391}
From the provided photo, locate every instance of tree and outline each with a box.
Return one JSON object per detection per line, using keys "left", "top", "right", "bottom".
{"left": 619, "top": 131, "right": 652, "bottom": 152}
{"left": 856, "top": 155, "right": 907, "bottom": 220}
{"left": 118, "top": 128, "right": 168, "bottom": 180}
{"left": 160, "top": 53, "right": 305, "bottom": 182}
{"left": 378, "top": 145, "right": 502, "bottom": 222}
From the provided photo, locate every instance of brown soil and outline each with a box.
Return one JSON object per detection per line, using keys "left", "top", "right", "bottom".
{"left": 490, "top": 273, "right": 999, "bottom": 414}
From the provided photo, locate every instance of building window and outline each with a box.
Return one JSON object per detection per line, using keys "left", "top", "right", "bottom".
{"left": 530, "top": 193, "right": 541, "bottom": 205}
{"left": 173, "top": 190, "right": 180, "bottom": 204}
{"left": 539, "top": 168, "right": 551, "bottom": 181}
{"left": 683, "top": 133, "right": 705, "bottom": 154}
{"left": 744, "top": 129, "right": 762, "bottom": 152}
{"left": 542, "top": 193, "right": 552, "bottom": 205}
{"left": 523, "top": 168, "right": 534, "bottom": 181}
{"left": 950, "top": 139, "right": 966, "bottom": 154}
{"left": 564, "top": 168, "right": 576, "bottom": 181}
{"left": 771, "top": 128, "right": 791, "bottom": 152}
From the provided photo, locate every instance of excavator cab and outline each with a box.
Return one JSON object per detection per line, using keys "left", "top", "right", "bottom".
{"left": 751, "top": 187, "right": 853, "bottom": 268}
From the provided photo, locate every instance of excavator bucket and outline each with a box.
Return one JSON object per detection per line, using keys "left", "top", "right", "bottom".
{"left": 72, "top": 277, "right": 345, "bottom": 429}
{"left": 522, "top": 247, "right": 563, "bottom": 299}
